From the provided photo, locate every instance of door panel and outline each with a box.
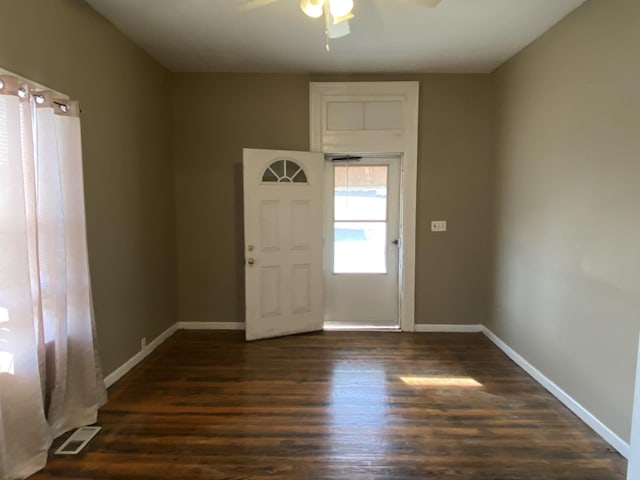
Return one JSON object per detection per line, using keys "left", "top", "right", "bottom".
{"left": 324, "top": 156, "right": 401, "bottom": 328}
{"left": 243, "top": 149, "right": 324, "bottom": 341}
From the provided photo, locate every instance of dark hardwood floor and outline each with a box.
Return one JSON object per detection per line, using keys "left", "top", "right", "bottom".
{"left": 33, "top": 330, "right": 626, "bottom": 479}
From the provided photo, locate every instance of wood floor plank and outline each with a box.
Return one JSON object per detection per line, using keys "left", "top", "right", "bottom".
{"left": 31, "top": 331, "right": 626, "bottom": 479}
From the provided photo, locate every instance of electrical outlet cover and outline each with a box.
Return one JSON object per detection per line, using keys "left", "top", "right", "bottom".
{"left": 431, "top": 220, "right": 447, "bottom": 232}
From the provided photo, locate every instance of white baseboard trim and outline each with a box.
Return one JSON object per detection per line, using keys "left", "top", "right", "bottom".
{"left": 177, "top": 321, "right": 246, "bottom": 331}
{"left": 414, "top": 324, "right": 483, "bottom": 333}
{"left": 482, "top": 326, "right": 629, "bottom": 458}
{"left": 104, "top": 323, "right": 178, "bottom": 389}
{"left": 103, "top": 322, "right": 243, "bottom": 389}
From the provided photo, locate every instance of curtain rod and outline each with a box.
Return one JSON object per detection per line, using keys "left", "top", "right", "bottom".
{"left": 0, "top": 67, "right": 69, "bottom": 100}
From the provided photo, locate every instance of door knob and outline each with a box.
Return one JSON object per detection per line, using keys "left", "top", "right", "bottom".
{"left": 392, "top": 239, "right": 399, "bottom": 246}
{"left": 247, "top": 258, "right": 255, "bottom": 265}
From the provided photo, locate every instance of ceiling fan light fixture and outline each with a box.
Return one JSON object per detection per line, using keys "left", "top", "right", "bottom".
{"left": 332, "top": 11, "right": 354, "bottom": 25}
{"left": 300, "top": 0, "right": 324, "bottom": 18}
{"left": 328, "top": 0, "right": 353, "bottom": 19}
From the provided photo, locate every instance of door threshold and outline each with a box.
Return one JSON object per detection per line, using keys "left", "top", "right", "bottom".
{"left": 323, "top": 322, "right": 401, "bottom": 332}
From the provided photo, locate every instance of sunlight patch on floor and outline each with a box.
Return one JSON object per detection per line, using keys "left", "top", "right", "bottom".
{"left": 400, "top": 376, "right": 482, "bottom": 387}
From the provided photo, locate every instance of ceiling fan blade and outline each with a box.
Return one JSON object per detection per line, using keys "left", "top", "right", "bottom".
{"left": 238, "top": 0, "right": 282, "bottom": 11}
{"left": 415, "top": 0, "right": 444, "bottom": 7}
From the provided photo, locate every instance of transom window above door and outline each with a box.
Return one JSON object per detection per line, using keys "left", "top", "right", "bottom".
{"left": 262, "top": 159, "right": 308, "bottom": 183}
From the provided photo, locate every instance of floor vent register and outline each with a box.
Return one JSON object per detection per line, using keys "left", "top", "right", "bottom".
{"left": 54, "top": 426, "right": 102, "bottom": 455}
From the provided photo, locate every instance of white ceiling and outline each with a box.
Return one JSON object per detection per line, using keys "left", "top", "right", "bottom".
{"left": 84, "top": 0, "right": 585, "bottom": 73}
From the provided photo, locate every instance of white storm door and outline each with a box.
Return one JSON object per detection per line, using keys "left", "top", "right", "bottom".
{"left": 324, "top": 156, "right": 401, "bottom": 328}
{"left": 243, "top": 148, "right": 324, "bottom": 341}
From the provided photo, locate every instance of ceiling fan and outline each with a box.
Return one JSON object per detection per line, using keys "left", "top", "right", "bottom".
{"left": 243, "top": 0, "right": 444, "bottom": 50}
{"left": 300, "top": 0, "right": 354, "bottom": 45}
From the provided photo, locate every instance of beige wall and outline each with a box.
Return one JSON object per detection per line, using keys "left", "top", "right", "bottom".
{"left": 171, "top": 74, "right": 310, "bottom": 324}
{"left": 0, "top": 0, "right": 177, "bottom": 375}
{"left": 489, "top": 0, "right": 640, "bottom": 442}
{"left": 171, "top": 73, "right": 495, "bottom": 327}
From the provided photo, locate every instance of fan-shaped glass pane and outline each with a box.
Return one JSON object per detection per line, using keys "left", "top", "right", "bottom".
{"left": 262, "top": 169, "right": 278, "bottom": 182}
{"left": 292, "top": 170, "right": 308, "bottom": 183}
{"left": 287, "top": 160, "right": 300, "bottom": 178}
{"left": 270, "top": 160, "right": 285, "bottom": 177}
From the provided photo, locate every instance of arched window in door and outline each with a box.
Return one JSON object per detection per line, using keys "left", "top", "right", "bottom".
{"left": 262, "top": 159, "right": 308, "bottom": 183}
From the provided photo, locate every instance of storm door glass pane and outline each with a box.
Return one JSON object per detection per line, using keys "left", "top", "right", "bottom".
{"left": 333, "top": 165, "right": 388, "bottom": 274}
{"left": 334, "top": 165, "right": 387, "bottom": 221}
{"left": 334, "top": 222, "right": 386, "bottom": 273}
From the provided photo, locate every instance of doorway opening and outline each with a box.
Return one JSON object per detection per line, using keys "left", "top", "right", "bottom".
{"left": 323, "top": 154, "right": 402, "bottom": 331}
{"left": 310, "top": 81, "right": 419, "bottom": 332}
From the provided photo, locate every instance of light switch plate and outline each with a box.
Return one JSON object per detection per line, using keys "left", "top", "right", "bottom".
{"left": 431, "top": 220, "right": 447, "bottom": 232}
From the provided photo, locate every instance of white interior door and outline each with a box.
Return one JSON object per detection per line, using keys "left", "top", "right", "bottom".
{"left": 243, "top": 148, "right": 324, "bottom": 341}
{"left": 323, "top": 156, "right": 401, "bottom": 328}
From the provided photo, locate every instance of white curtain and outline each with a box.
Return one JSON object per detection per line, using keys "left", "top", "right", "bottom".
{"left": 0, "top": 75, "right": 107, "bottom": 480}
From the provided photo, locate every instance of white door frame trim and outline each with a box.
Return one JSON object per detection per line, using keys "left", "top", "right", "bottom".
{"left": 323, "top": 155, "right": 402, "bottom": 327}
{"left": 310, "top": 81, "right": 420, "bottom": 332}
